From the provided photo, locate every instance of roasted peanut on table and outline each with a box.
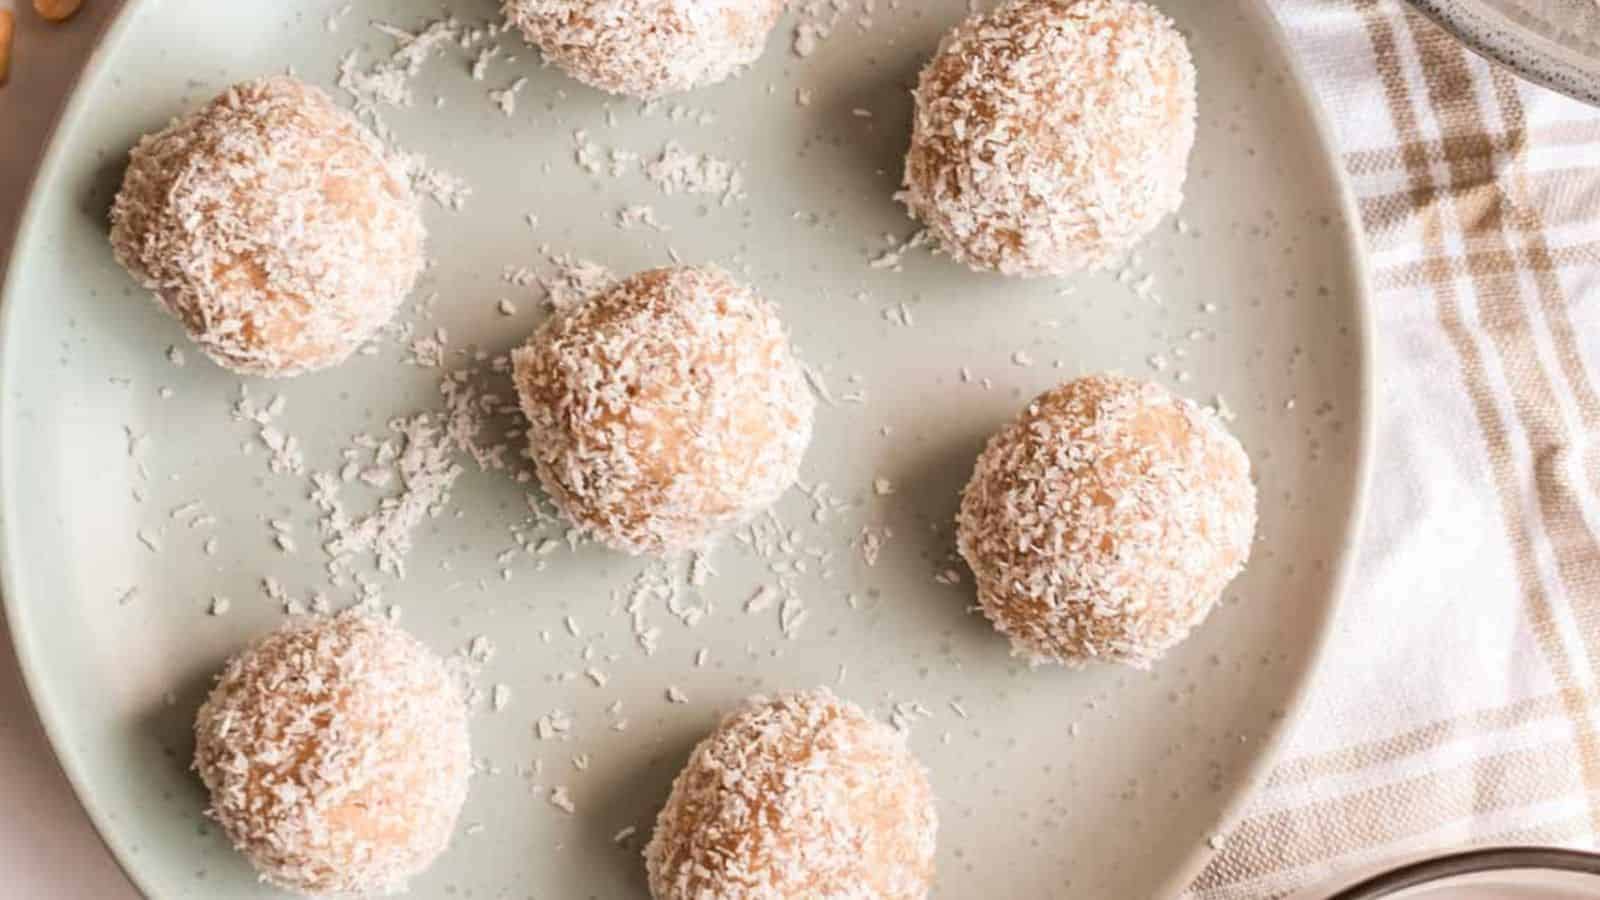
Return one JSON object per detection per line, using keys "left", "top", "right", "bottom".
{"left": 33, "top": 0, "right": 83, "bottom": 23}
{"left": 0, "top": 10, "right": 13, "bottom": 87}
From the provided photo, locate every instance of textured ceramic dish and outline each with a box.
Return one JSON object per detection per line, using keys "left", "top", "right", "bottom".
{"left": 0, "top": 1, "right": 1373, "bottom": 897}
{"left": 1406, "top": 0, "right": 1600, "bottom": 105}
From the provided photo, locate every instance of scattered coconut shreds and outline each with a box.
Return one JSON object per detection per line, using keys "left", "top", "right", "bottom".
{"left": 335, "top": 18, "right": 462, "bottom": 114}
{"left": 549, "top": 786, "right": 576, "bottom": 814}
{"left": 801, "top": 363, "right": 838, "bottom": 406}
{"left": 210, "top": 596, "right": 231, "bottom": 616}
{"left": 860, "top": 525, "right": 892, "bottom": 567}
{"left": 325, "top": 3, "right": 352, "bottom": 33}
{"left": 399, "top": 150, "right": 472, "bottom": 211}
{"left": 890, "top": 700, "right": 934, "bottom": 733}
{"left": 492, "top": 684, "right": 511, "bottom": 711}
{"left": 870, "top": 228, "right": 930, "bottom": 270}
{"left": 490, "top": 77, "right": 528, "bottom": 117}
{"left": 408, "top": 329, "right": 449, "bottom": 368}
{"left": 234, "top": 388, "right": 306, "bottom": 476}
{"left": 644, "top": 142, "right": 745, "bottom": 204}
{"left": 117, "top": 587, "right": 139, "bottom": 607}
{"left": 613, "top": 826, "right": 637, "bottom": 844}
{"left": 746, "top": 585, "right": 776, "bottom": 613}
{"left": 528, "top": 253, "right": 617, "bottom": 313}
{"left": 666, "top": 685, "right": 689, "bottom": 704}
{"left": 311, "top": 410, "right": 464, "bottom": 580}
{"left": 874, "top": 476, "right": 895, "bottom": 496}
{"left": 468, "top": 635, "right": 495, "bottom": 664}
{"left": 537, "top": 709, "right": 573, "bottom": 741}
{"left": 617, "top": 203, "right": 668, "bottom": 231}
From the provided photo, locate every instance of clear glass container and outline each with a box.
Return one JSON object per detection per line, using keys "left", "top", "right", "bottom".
{"left": 1324, "top": 848, "right": 1600, "bottom": 899}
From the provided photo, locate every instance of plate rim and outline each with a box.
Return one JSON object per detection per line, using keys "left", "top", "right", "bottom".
{"left": 0, "top": 1, "right": 1379, "bottom": 898}
{"left": 1405, "top": 0, "right": 1600, "bottom": 106}
{"left": 1146, "top": 3, "right": 1379, "bottom": 895}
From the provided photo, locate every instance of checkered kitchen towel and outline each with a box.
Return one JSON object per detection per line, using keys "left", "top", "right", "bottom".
{"left": 1189, "top": 1, "right": 1600, "bottom": 897}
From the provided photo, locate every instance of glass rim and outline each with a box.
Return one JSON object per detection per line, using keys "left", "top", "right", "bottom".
{"left": 1326, "top": 846, "right": 1600, "bottom": 899}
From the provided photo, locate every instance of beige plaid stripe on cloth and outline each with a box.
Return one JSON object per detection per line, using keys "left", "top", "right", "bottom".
{"left": 1187, "top": 1, "right": 1600, "bottom": 897}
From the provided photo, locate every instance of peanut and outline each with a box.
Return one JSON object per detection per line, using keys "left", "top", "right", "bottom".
{"left": 33, "top": 0, "right": 85, "bottom": 23}
{"left": 0, "top": 10, "right": 13, "bottom": 87}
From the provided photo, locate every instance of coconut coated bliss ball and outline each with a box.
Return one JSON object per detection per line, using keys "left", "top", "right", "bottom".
{"left": 503, "top": 0, "right": 784, "bottom": 98}
{"left": 645, "top": 688, "right": 938, "bottom": 899}
{"left": 512, "top": 265, "right": 814, "bottom": 556}
{"left": 901, "top": 0, "right": 1198, "bottom": 277}
{"left": 193, "top": 613, "right": 471, "bottom": 896}
{"left": 109, "top": 75, "right": 425, "bottom": 377}
{"left": 957, "top": 374, "right": 1257, "bottom": 667}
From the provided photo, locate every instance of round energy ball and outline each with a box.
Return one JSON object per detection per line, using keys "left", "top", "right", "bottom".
{"left": 511, "top": 265, "right": 814, "bottom": 556}
{"left": 645, "top": 688, "right": 938, "bottom": 899}
{"left": 901, "top": 0, "right": 1197, "bottom": 277}
{"left": 193, "top": 613, "right": 471, "bottom": 896}
{"left": 110, "top": 75, "right": 425, "bottom": 377}
{"left": 503, "top": 0, "right": 783, "bottom": 98}
{"left": 957, "top": 374, "right": 1256, "bottom": 667}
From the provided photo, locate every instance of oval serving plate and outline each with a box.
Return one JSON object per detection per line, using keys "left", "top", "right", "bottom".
{"left": 0, "top": 0, "right": 1373, "bottom": 897}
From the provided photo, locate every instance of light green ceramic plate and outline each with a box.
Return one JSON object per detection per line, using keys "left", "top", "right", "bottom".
{"left": 0, "top": 1, "right": 1373, "bottom": 897}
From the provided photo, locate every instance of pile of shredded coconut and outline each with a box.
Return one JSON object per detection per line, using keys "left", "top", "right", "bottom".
{"left": 956, "top": 374, "right": 1257, "bottom": 667}
{"left": 503, "top": 0, "right": 784, "bottom": 98}
{"left": 109, "top": 76, "right": 427, "bottom": 377}
{"left": 900, "top": 0, "right": 1197, "bottom": 277}
{"left": 644, "top": 688, "right": 937, "bottom": 899}
{"left": 193, "top": 612, "right": 471, "bottom": 896}
{"left": 311, "top": 411, "right": 466, "bottom": 580}
{"left": 512, "top": 265, "right": 815, "bottom": 555}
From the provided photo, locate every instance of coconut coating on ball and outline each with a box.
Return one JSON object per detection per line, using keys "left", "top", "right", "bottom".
{"left": 504, "top": 0, "right": 783, "bottom": 98}
{"left": 901, "top": 0, "right": 1197, "bottom": 277}
{"left": 645, "top": 688, "right": 938, "bottom": 899}
{"left": 957, "top": 374, "right": 1256, "bottom": 667}
{"left": 511, "top": 265, "right": 814, "bottom": 556}
{"left": 193, "top": 613, "right": 471, "bottom": 896}
{"left": 110, "top": 76, "right": 425, "bottom": 377}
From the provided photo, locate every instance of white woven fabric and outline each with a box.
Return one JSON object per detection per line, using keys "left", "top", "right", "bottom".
{"left": 1191, "top": 2, "right": 1600, "bottom": 896}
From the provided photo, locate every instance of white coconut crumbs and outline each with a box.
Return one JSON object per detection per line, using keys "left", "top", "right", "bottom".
{"left": 859, "top": 525, "right": 892, "bottom": 567}
{"left": 490, "top": 77, "right": 528, "bottom": 117}
{"left": 549, "top": 786, "right": 576, "bottom": 814}
{"left": 617, "top": 203, "right": 668, "bottom": 231}
{"left": 644, "top": 142, "right": 745, "bottom": 204}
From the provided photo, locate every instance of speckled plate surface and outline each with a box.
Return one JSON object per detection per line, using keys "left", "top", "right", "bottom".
{"left": 1406, "top": 0, "right": 1600, "bottom": 104}
{"left": 0, "top": 1, "right": 1373, "bottom": 898}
